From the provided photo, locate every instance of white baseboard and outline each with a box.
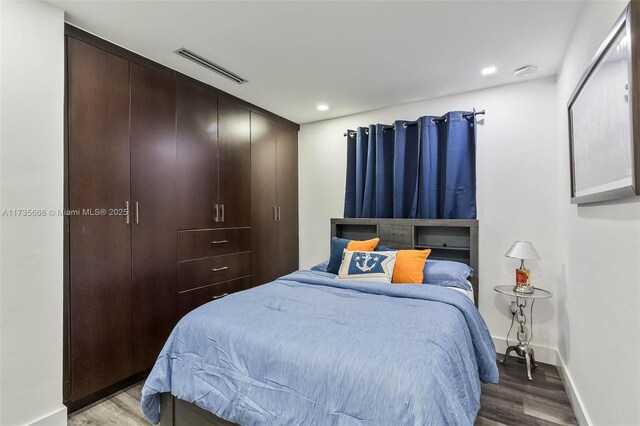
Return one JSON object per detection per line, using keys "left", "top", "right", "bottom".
{"left": 28, "top": 406, "right": 67, "bottom": 426}
{"left": 556, "top": 353, "right": 591, "bottom": 426}
{"left": 491, "top": 335, "right": 559, "bottom": 365}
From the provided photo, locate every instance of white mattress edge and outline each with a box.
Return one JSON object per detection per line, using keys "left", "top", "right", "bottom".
{"left": 446, "top": 281, "right": 474, "bottom": 302}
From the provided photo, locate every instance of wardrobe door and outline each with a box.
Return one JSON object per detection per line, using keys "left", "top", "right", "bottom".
{"left": 176, "top": 79, "right": 218, "bottom": 230}
{"left": 250, "top": 113, "right": 278, "bottom": 285}
{"left": 218, "top": 99, "right": 251, "bottom": 228}
{"left": 130, "top": 63, "right": 178, "bottom": 373}
{"left": 276, "top": 124, "right": 299, "bottom": 276}
{"left": 68, "top": 38, "right": 133, "bottom": 400}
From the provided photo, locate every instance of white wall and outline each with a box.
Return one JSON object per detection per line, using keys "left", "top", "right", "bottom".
{"left": 299, "top": 77, "right": 560, "bottom": 355}
{"left": 0, "top": 1, "right": 66, "bottom": 425}
{"left": 555, "top": 1, "right": 640, "bottom": 425}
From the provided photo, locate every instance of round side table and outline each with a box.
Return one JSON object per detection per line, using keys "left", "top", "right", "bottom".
{"left": 493, "top": 285, "right": 552, "bottom": 381}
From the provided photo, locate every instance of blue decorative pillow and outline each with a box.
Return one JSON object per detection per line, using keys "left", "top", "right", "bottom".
{"left": 423, "top": 260, "right": 473, "bottom": 290}
{"left": 310, "top": 260, "right": 330, "bottom": 272}
{"left": 337, "top": 250, "right": 397, "bottom": 282}
{"left": 327, "top": 237, "right": 350, "bottom": 274}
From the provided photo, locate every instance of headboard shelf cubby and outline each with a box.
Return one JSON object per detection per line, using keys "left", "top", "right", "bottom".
{"left": 331, "top": 218, "right": 479, "bottom": 306}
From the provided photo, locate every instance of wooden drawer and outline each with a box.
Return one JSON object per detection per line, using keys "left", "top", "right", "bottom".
{"left": 378, "top": 225, "right": 412, "bottom": 248}
{"left": 178, "top": 227, "right": 251, "bottom": 261}
{"left": 178, "top": 252, "right": 251, "bottom": 292}
{"left": 178, "top": 276, "right": 252, "bottom": 317}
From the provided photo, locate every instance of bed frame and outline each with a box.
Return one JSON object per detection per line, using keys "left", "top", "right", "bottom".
{"left": 160, "top": 394, "right": 235, "bottom": 426}
{"left": 159, "top": 218, "right": 479, "bottom": 425}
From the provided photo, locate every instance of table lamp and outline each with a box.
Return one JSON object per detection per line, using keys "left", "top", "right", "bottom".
{"left": 505, "top": 241, "right": 541, "bottom": 294}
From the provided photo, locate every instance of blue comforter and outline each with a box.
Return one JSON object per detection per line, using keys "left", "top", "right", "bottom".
{"left": 142, "top": 270, "right": 498, "bottom": 425}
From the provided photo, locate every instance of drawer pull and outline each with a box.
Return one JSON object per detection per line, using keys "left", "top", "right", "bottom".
{"left": 211, "top": 240, "right": 229, "bottom": 245}
{"left": 212, "top": 292, "right": 229, "bottom": 300}
{"left": 211, "top": 266, "right": 229, "bottom": 272}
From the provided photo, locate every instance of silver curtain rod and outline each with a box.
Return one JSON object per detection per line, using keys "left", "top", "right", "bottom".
{"left": 343, "top": 109, "right": 485, "bottom": 137}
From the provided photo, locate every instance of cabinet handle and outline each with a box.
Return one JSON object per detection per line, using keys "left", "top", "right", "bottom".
{"left": 212, "top": 292, "right": 229, "bottom": 300}
{"left": 125, "top": 201, "right": 130, "bottom": 225}
{"left": 277, "top": 206, "right": 281, "bottom": 221}
{"left": 221, "top": 204, "right": 225, "bottom": 223}
{"left": 135, "top": 202, "right": 140, "bottom": 224}
{"left": 273, "top": 206, "right": 277, "bottom": 221}
{"left": 214, "top": 204, "right": 219, "bottom": 223}
{"left": 211, "top": 240, "right": 229, "bottom": 245}
{"left": 211, "top": 266, "right": 229, "bottom": 272}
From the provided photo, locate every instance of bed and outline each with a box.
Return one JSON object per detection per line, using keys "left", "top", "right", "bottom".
{"left": 141, "top": 219, "right": 498, "bottom": 426}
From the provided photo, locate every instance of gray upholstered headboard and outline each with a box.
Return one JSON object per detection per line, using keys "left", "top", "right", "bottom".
{"left": 330, "top": 218, "right": 479, "bottom": 306}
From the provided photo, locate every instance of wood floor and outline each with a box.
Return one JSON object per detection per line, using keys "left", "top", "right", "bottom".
{"left": 477, "top": 357, "right": 577, "bottom": 425}
{"left": 68, "top": 356, "right": 577, "bottom": 426}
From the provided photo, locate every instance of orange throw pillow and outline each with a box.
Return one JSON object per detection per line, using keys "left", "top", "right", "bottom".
{"left": 346, "top": 238, "right": 380, "bottom": 252}
{"left": 392, "top": 249, "right": 432, "bottom": 284}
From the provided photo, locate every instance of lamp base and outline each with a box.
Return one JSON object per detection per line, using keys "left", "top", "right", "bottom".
{"left": 513, "top": 285, "right": 534, "bottom": 294}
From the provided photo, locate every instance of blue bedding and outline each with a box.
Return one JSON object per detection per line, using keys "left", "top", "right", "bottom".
{"left": 142, "top": 270, "right": 498, "bottom": 425}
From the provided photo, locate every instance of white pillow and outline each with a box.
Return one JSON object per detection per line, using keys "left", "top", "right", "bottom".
{"left": 337, "top": 249, "right": 397, "bottom": 283}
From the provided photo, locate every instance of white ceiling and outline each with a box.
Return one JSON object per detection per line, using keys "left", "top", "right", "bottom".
{"left": 49, "top": 0, "right": 584, "bottom": 124}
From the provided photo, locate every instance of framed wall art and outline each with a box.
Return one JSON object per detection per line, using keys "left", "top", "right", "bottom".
{"left": 568, "top": 3, "right": 640, "bottom": 204}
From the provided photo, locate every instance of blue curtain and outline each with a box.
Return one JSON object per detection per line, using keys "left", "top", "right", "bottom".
{"left": 344, "top": 111, "right": 476, "bottom": 219}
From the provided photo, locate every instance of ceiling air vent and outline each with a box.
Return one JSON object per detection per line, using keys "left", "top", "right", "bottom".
{"left": 175, "top": 48, "right": 248, "bottom": 84}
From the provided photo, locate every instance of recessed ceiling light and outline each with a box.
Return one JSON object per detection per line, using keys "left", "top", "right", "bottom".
{"left": 481, "top": 66, "right": 497, "bottom": 76}
{"left": 317, "top": 104, "right": 329, "bottom": 111}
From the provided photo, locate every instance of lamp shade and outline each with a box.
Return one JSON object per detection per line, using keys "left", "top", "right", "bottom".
{"left": 505, "top": 241, "right": 541, "bottom": 260}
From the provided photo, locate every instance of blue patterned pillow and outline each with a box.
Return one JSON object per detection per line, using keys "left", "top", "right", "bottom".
{"left": 337, "top": 250, "right": 397, "bottom": 282}
{"left": 327, "top": 237, "right": 379, "bottom": 274}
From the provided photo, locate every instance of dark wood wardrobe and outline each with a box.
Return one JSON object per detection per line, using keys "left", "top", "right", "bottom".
{"left": 64, "top": 26, "right": 299, "bottom": 410}
{"left": 250, "top": 113, "right": 299, "bottom": 285}
{"left": 175, "top": 83, "right": 253, "bottom": 317}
